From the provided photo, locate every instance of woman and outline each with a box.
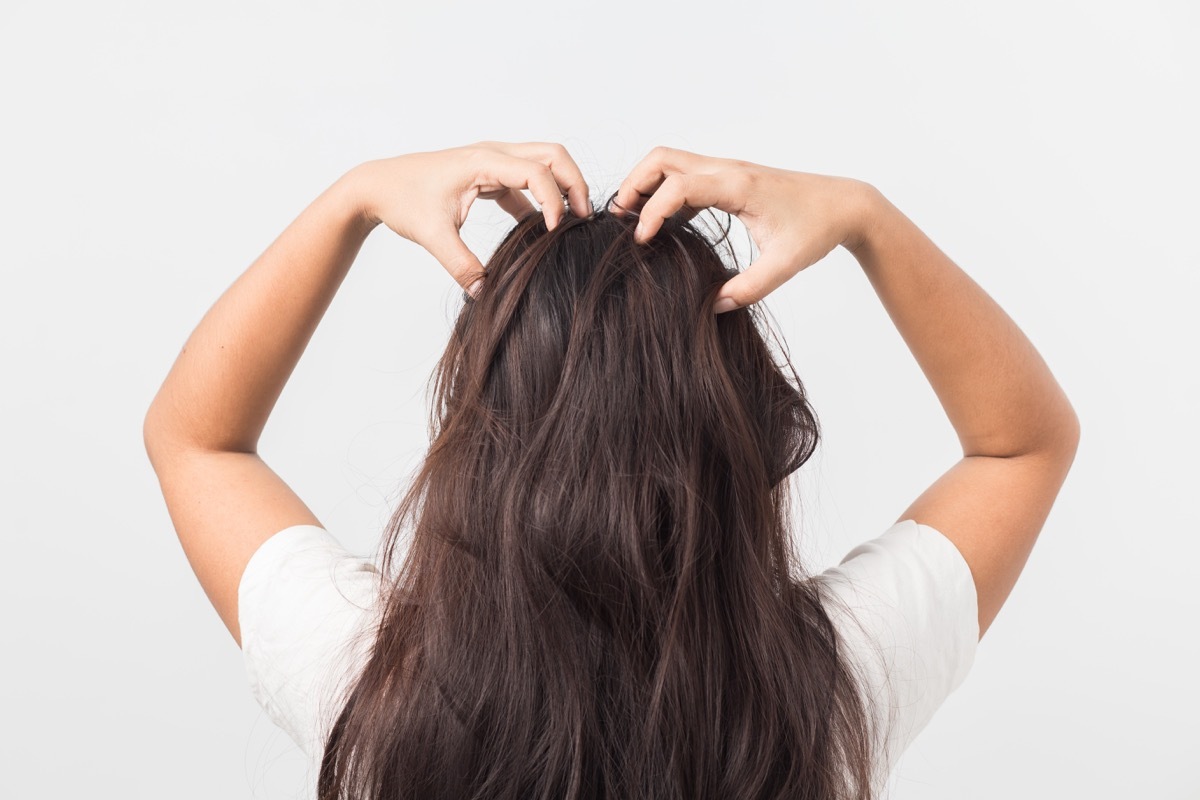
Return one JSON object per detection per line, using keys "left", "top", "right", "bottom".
{"left": 144, "top": 142, "right": 1080, "bottom": 799}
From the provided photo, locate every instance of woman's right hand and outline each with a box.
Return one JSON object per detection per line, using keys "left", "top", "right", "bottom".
{"left": 611, "top": 147, "right": 880, "bottom": 313}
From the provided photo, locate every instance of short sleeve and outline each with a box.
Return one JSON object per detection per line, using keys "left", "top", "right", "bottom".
{"left": 237, "top": 524, "right": 383, "bottom": 762}
{"left": 812, "top": 518, "right": 979, "bottom": 785}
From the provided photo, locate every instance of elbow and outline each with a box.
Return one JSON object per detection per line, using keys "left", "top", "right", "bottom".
{"left": 963, "top": 401, "right": 1082, "bottom": 462}
{"left": 142, "top": 401, "right": 257, "bottom": 461}
{"left": 142, "top": 404, "right": 167, "bottom": 466}
{"left": 1046, "top": 403, "right": 1082, "bottom": 466}
{"left": 1064, "top": 407, "right": 1082, "bottom": 458}
{"left": 1066, "top": 406, "right": 1082, "bottom": 448}
{"left": 142, "top": 399, "right": 185, "bottom": 467}
{"left": 1057, "top": 390, "right": 1082, "bottom": 449}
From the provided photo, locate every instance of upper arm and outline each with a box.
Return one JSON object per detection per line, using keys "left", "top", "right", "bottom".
{"left": 144, "top": 435, "right": 321, "bottom": 649}
{"left": 896, "top": 431, "right": 1080, "bottom": 640}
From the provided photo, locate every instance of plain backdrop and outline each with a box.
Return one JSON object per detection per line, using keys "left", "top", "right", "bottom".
{"left": 2, "top": 1, "right": 1196, "bottom": 797}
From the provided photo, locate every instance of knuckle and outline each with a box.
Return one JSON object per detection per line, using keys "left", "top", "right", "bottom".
{"left": 727, "top": 168, "right": 756, "bottom": 195}
{"left": 530, "top": 141, "right": 571, "bottom": 168}
{"left": 441, "top": 260, "right": 473, "bottom": 286}
{"left": 661, "top": 174, "right": 691, "bottom": 203}
{"left": 735, "top": 273, "right": 769, "bottom": 304}
{"left": 648, "top": 145, "right": 673, "bottom": 163}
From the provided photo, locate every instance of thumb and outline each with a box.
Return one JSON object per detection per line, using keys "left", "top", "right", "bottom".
{"left": 425, "top": 229, "right": 487, "bottom": 296}
{"left": 712, "top": 253, "right": 788, "bottom": 314}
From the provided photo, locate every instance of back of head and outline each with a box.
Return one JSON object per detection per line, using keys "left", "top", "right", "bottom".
{"left": 318, "top": 203, "right": 879, "bottom": 800}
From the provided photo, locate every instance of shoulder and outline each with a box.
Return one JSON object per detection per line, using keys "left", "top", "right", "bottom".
{"left": 238, "top": 524, "right": 383, "bottom": 759}
{"left": 810, "top": 519, "right": 979, "bottom": 781}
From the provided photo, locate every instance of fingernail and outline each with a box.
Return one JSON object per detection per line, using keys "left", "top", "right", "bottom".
{"left": 714, "top": 297, "right": 739, "bottom": 314}
{"left": 634, "top": 222, "right": 645, "bottom": 242}
{"left": 467, "top": 278, "right": 483, "bottom": 298}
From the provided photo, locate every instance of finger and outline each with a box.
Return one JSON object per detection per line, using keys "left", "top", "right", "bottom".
{"left": 511, "top": 142, "right": 592, "bottom": 218}
{"left": 634, "top": 172, "right": 747, "bottom": 244}
{"left": 494, "top": 187, "right": 537, "bottom": 220}
{"left": 712, "top": 251, "right": 790, "bottom": 313}
{"left": 424, "top": 227, "right": 486, "bottom": 292}
{"left": 480, "top": 141, "right": 592, "bottom": 219}
{"left": 485, "top": 153, "right": 567, "bottom": 230}
{"left": 612, "top": 146, "right": 713, "bottom": 217}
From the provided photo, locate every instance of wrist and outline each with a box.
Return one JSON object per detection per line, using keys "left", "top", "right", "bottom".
{"left": 337, "top": 161, "right": 384, "bottom": 234}
{"left": 840, "top": 180, "right": 889, "bottom": 258}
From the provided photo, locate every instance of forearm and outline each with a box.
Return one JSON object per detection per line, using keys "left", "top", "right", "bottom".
{"left": 847, "top": 186, "right": 1079, "bottom": 458}
{"left": 144, "top": 166, "right": 378, "bottom": 455}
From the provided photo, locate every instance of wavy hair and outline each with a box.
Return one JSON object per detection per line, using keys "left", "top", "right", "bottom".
{"left": 317, "top": 198, "right": 880, "bottom": 799}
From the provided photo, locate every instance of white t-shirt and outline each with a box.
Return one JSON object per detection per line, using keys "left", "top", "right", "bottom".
{"left": 238, "top": 518, "right": 978, "bottom": 794}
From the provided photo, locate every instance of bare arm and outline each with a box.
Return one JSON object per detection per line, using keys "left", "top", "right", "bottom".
{"left": 615, "top": 147, "right": 1080, "bottom": 639}
{"left": 848, "top": 188, "right": 1080, "bottom": 460}
{"left": 142, "top": 170, "right": 375, "bottom": 645}
{"left": 143, "top": 142, "right": 590, "bottom": 647}
{"left": 847, "top": 186, "right": 1081, "bottom": 638}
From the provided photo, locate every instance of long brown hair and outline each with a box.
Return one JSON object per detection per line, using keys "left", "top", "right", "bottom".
{"left": 317, "top": 199, "right": 880, "bottom": 799}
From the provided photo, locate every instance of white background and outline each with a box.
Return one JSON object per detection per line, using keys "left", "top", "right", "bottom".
{"left": 2, "top": 1, "right": 1196, "bottom": 797}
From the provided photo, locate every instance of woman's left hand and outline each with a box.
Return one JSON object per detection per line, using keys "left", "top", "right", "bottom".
{"left": 348, "top": 141, "right": 593, "bottom": 295}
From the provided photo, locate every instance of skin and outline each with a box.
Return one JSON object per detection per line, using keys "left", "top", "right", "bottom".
{"left": 614, "top": 147, "right": 1081, "bottom": 638}
{"left": 611, "top": 149, "right": 870, "bottom": 314}
{"left": 144, "top": 141, "right": 592, "bottom": 647}
{"left": 145, "top": 142, "right": 1079, "bottom": 648}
